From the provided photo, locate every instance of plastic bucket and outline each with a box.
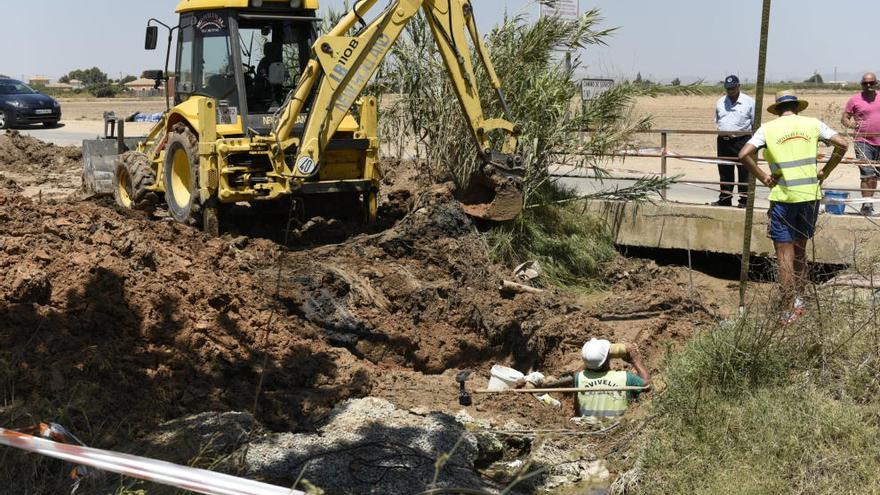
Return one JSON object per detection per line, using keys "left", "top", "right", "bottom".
{"left": 824, "top": 191, "right": 849, "bottom": 215}
{"left": 486, "top": 365, "right": 524, "bottom": 391}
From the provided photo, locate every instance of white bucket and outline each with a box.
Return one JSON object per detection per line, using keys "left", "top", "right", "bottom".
{"left": 486, "top": 365, "right": 524, "bottom": 391}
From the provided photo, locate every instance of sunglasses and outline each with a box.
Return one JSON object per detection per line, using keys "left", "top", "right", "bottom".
{"left": 863, "top": 81, "right": 877, "bottom": 86}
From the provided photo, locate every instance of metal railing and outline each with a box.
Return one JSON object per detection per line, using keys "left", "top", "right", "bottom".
{"left": 564, "top": 128, "right": 880, "bottom": 204}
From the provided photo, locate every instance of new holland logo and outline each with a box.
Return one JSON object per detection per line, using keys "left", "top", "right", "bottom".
{"left": 296, "top": 156, "right": 318, "bottom": 176}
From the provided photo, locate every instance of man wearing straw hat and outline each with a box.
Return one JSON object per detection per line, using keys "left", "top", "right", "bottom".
{"left": 842, "top": 72, "right": 880, "bottom": 216}
{"left": 739, "top": 90, "right": 848, "bottom": 323}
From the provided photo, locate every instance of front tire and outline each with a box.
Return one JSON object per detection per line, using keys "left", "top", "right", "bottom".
{"left": 0, "top": 110, "right": 8, "bottom": 130}
{"left": 113, "top": 152, "right": 157, "bottom": 211}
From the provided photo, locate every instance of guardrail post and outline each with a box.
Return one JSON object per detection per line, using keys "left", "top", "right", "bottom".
{"left": 660, "top": 131, "right": 668, "bottom": 200}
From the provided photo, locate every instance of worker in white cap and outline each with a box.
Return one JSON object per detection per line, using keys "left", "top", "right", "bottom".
{"left": 577, "top": 339, "right": 651, "bottom": 418}
{"left": 542, "top": 339, "right": 651, "bottom": 419}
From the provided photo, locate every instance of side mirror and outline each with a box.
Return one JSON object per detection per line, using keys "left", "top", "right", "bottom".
{"left": 142, "top": 70, "right": 165, "bottom": 89}
{"left": 145, "top": 26, "right": 159, "bottom": 50}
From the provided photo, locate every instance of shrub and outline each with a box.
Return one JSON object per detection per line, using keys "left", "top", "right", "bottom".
{"left": 621, "top": 286, "right": 880, "bottom": 494}
{"left": 87, "top": 83, "right": 120, "bottom": 98}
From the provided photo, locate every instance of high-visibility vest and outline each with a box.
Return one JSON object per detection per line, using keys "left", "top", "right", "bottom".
{"left": 574, "top": 370, "right": 629, "bottom": 418}
{"left": 762, "top": 115, "right": 822, "bottom": 203}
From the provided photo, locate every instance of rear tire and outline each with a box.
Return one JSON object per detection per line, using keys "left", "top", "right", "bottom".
{"left": 43, "top": 121, "right": 58, "bottom": 128}
{"left": 113, "top": 152, "right": 158, "bottom": 211}
{"left": 0, "top": 110, "right": 8, "bottom": 130}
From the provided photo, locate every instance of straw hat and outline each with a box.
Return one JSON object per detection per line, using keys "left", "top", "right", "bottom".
{"left": 767, "top": 90, "right": 809, "bottom": 116}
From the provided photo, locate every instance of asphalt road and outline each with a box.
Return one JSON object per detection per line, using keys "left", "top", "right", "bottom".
{"left": 15, "top": 120, "right": 155, "bottom": 147}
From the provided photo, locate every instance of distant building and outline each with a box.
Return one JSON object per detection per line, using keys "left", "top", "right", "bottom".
{"left": 28, "top": 76, "right": 50, "bottom": 86}
{"left": 68, "top": 79, "right": 84, "bottom": 89}
{"left": 125, "top": 77, "right": 165, "bottom": 96}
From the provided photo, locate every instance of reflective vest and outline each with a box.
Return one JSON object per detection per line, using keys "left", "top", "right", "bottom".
{"left": 762, "top": 115, "right": 822, "bottom": 203}
{"left": 574, "top": 370, "right": 629, "bottom": 418}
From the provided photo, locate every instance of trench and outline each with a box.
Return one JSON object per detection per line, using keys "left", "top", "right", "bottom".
{"left": 616, "top": 245, "right": 848, "bottom": 284}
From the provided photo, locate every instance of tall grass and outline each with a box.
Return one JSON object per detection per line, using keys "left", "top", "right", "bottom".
{"left": 617, "top": 285, "right": 880, "bottom": 494}
{"left": 379, "top": 4, "right": 657, "bottom": 283}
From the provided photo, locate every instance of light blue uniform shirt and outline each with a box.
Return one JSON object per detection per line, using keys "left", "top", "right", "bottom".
{"left": 715, "top": 93, "right": 756, "bottom": 132}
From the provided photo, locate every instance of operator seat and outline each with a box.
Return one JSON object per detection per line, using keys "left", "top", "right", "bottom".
{"left": 256, "top": 41, "right": 285, "bottom": 106}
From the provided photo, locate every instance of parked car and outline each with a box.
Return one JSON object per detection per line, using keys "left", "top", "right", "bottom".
{"left": 0, "top": 79, "right": 61, "bottom": 129}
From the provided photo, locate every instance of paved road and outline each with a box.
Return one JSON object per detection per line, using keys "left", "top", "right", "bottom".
{"left": 15, "top": 121, "right": 155, "bottom": 146}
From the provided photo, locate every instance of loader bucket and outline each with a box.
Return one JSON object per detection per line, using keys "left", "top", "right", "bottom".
{"left": 81, "top": 137, "right": 141, "bottom": 195}
{"left": 458, "top": 162, "right": 525, "bottom": 222}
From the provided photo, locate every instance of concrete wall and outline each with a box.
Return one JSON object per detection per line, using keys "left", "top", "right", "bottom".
{"left": 584, "top": 200, "right": 880, "bottom": 265}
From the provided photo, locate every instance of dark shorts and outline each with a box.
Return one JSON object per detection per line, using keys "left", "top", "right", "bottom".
{"left": 855, "top": 141, "right": 880, "bottom": 179}
{"left": 768, "top": 201, "right": 820, "bottom": 243}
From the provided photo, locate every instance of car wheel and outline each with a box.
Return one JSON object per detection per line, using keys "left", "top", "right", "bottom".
{"left": 0, "top": 110, "right": 7, "bottom": 130}
{"left": 43, "top": 121, "right": 58, "bottom": 128}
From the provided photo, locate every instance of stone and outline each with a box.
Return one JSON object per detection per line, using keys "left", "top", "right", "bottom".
{"left": 244, "top": 398, "right": 491, "bottom": 494}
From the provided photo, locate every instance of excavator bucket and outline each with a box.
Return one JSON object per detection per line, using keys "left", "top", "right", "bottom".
{"left": 81, "top": 138, "right": 121, "bottom": 195}
{"left": 81, "top": 114, "right": 143, "bottom": 195}
{"left": 458, "top": 159, "right": 525, "bottom": 222}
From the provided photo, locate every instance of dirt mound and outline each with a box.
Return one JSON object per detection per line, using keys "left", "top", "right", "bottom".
{"left": 0, "top": 190, "right": 375, "bottom": 433}
{"left": 0, "top": 130, "right": 81, "bottom": 172}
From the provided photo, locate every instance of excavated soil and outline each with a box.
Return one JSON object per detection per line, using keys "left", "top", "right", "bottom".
{"left": 0, "top": 137, "right": 723, "bottom": 491}
{"left": 0, "top": 130, "right": 82, "bottom": 199}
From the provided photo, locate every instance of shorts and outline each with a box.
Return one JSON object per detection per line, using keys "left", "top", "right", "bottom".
{"left": 855, "top": 141, "right": 880, "bottom": 179}
{"left": 768, "top": 201, "right": 819, "bottom": 243}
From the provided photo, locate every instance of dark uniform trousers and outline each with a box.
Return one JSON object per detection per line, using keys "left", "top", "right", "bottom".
{"left": 717, "top": 135, "right": 751, "bottom": 205}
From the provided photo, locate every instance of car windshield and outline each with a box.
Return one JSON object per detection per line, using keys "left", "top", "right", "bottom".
{"left": 0, "top": 81, "right": 37, "bottom": 95}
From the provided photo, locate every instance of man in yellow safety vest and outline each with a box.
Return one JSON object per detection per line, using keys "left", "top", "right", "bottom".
{"left": 739, "top": 90, "right": 848, "bottom": 323}
{"left": 538, "top": 339, "right": 651, "bottom": 420}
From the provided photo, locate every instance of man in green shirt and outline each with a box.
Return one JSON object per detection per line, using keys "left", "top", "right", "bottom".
{"left": 542, "top": 339, "right": 651, "bottom": 419}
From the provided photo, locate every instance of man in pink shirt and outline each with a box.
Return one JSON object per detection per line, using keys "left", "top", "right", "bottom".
{"left": 842, "top": 72, "right": 880, "bottom": 216}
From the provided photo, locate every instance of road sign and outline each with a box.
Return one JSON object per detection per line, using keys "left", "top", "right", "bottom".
{"left": 581, "top": 78, "right": 615, "bottom": 102}
{"left": 540, "top": 0, "right": 579, "bottom": 21}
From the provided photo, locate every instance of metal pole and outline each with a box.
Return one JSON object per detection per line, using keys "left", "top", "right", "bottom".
{"left": 739, "top": 0, "right": 772, "bottom": 311}
{"left": 661, "top": 132, "right": 668, "bottom": 200}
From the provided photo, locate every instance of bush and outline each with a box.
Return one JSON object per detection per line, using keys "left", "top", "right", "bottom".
{"left": 87, "top": 82, "right": 119, "bottom": 98}
{"left": 488, "top": 183, "right": 616, "bottom": 287}
{"left": 378, "top": 5, "right": 658, "bottom": 284}
{"left": 622, "top": 287, "right": 880, "bottom": 494}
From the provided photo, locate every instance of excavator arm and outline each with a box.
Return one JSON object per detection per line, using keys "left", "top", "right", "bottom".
{"left": 267, "top": 0, "right": 524, "bottom": 221}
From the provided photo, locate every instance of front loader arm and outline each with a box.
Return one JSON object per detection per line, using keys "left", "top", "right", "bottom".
{"left": 270, "top": 0, "right": 521, "bottom": 180}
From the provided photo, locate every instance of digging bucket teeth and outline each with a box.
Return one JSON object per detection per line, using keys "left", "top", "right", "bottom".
{"left": 459, "top": 153, "right": 525, "bottom": 222}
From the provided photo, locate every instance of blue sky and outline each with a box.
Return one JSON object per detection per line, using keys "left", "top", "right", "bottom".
{"left": 4, "top": 1, "right": 876, "bottom": 83}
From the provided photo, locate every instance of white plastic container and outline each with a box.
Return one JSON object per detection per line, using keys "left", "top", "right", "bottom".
{"left": 486, "top": 365, "right": 524, "bottom": 391}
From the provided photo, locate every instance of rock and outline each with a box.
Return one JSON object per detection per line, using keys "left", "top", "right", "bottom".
{"left": 530, "top": 439, "right": 610, "bottom": 491}
{"left": 244, "top": 398, "right": 491, "bottom": 494}
{"left": 136, "top": 411, "right": 259, "bottom": 465}
{"left": 474, "top": 432, "right": 505, "bottom": 469}
{"left": 7, "top": 266, "right": 51, "bottom": 305}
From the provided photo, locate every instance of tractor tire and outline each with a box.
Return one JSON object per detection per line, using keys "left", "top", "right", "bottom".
{"left": 163, "top": 125, "right": 203, "bottom": 228}
{"left": 113, "top": 152, "right": 158, "bottom": 211}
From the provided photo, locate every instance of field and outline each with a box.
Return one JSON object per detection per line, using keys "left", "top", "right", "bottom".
{"left": 622, "top": 92, "right": 861, "bottom": 193}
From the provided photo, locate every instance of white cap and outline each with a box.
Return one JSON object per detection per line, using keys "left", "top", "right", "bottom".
{"left": 581, "top": 338, "right": 610, "bottom": 370}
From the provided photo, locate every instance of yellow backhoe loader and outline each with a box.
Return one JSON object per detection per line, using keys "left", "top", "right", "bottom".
{"left": 82, "top": 0, "right": 524, "bottom": 235}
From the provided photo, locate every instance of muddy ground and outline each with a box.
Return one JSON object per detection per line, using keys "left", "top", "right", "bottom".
{"left": 0, "top": 132, "right": 728, "bottom": 493}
